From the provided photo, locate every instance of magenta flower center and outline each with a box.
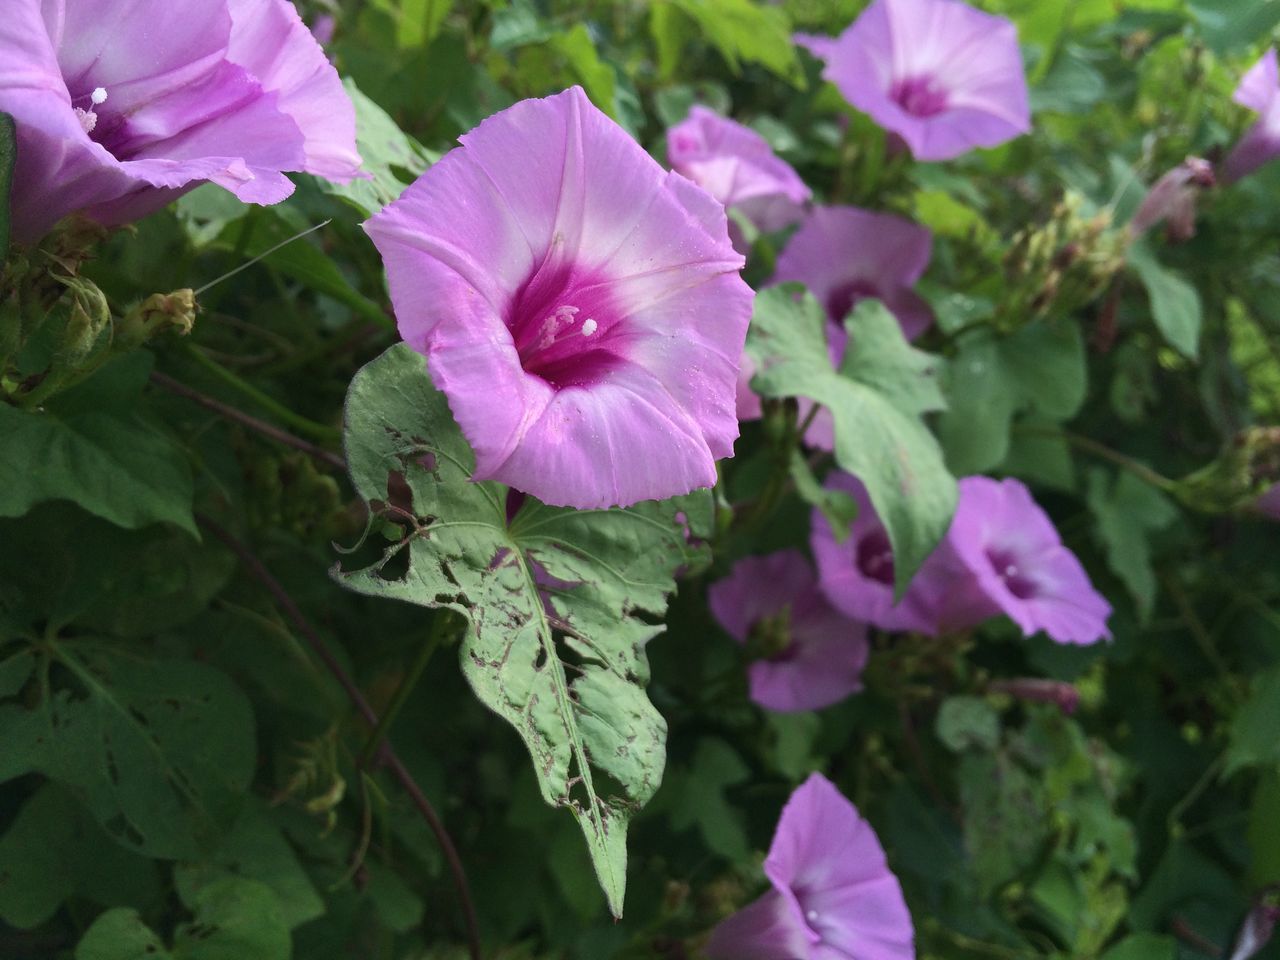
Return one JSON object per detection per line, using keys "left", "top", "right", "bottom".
{"left": 856, "top": 529, "right": 896, "bottom": 586}
{"left": 825, "top": 278, "right": 879, "bottom": 323}
{"left": 507, "top": 260, "right": 626, "bottom": 389}
{"left": 986, "top": 549, "right": 1038, "bottom": 599}
{"left": 890, "top": 75, "right": 949, "bottom": 118}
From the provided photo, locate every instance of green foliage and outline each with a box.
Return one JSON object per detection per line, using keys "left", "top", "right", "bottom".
{"left": 0, "top": 112, "right": 14, "bottom": 262}
{"left": 0, "top": 352, "right": 195, "bottom": 533}
{"left": 1128, "top": 240, "right": 1204, "bottom": 360}
{"left": 650, "top": 0, "right": 802, "bottom": 82}
{"left": 748, "top": 290, "right": 957, "bottom": 592}
{"left": 334, "top": 344, "right": 711, "bottom": 916}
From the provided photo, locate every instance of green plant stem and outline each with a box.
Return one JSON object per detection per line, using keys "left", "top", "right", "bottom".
{"left": 359, "top": 631, "right": 443, "bottom": 769}
{"left": 1013, "top": 424, "right": 1177, "bottom": 492}
{"left": 180, "top": 342, "right": 341, "bottom": 444}
{"left": 1163, "top": 572, "right": 1234, "bottom": 682}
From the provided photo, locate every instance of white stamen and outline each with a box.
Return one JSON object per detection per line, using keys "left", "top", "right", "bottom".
{"left": 74, "top": 107, "right": 98, "bottom": 134}
{"left": 806, "top": 909, "right": 820, "bottom": 923}
{"left": 581, "top": 317, "right": 597, "bottom": 336}
{"left": 1004, "top": 564, "right": 1018, "bottom": 578}
{"left": 90, "top": 86, "right": 108, "bottom": 105}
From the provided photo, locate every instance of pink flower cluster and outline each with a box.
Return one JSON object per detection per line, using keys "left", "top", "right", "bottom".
{"left": 713, "top": 475, "right": 1111, "bottom": 715}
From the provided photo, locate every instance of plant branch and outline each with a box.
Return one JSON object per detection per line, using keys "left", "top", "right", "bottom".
{"left": 150, "top": 371, "right": 345, "bottom": 471}
{"left": 1013, "top": 424, "right": 1177, "bottom": 492}
{"left": 198, "top": 516, "right": 483, "bottom": 960}
{"left": 180, "top": 342, "right": 342, "bottom": 443}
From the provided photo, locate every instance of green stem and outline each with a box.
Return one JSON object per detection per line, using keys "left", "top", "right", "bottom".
{"left": 180, "top": 342, "right": 341, "bottom": 443}
{"left": 1013, "top": 424, "right": 1177, "bottom": 492}
{"left": 358, "top": 627, "right": 445, "bottom": 769}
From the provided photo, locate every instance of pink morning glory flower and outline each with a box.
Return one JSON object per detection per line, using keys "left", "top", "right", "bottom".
{"left": 0, "top": 0, "right": 362, "bottom": 243}
{"left": 708, "top": 550, "right": 869, "bottom": 713}
{"left": 933, "top": 476, "right": 1112, "bottom": 644}
{"left": 810, "top": 472, "right": 950, "bottom": 635}
{"left": 1130, "top": 156, "right": 1215, "bottom": 241}
{"left": 765, "top": 205, "right": 934, "bottom": 449}
{"left": 812, "top": 0, "right": 1031, "bottom": 162}
{"left": 364, "top": 87, "right": 753, "bottom": 510}
{"left": 667, "top": 106, "right": 811, "bottom": 239}
{"left": 706, "top": 773, "right": 915, "bottom": 960}
{"left": 1224, "top": 49, "right": 1280, "bottom": 184}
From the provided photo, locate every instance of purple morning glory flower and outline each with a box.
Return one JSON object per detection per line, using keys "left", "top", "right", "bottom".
{"left": 364, "top": 87, "right": 753, "bottom": 510}
{"left": 668, "top": 106, "right": 811, "bottom": 238}
{"left": 813, "top": 0, "right": 1031, "bottom": 162}
{"left": 936, "top": 476, "right": 1112, "bottom": 645}
{"left": 706, "top": 773, "right": 915, "bottom": 960}
{"left": 1130, "top": 156, "right": 1215, "bottom": 241}
{"left": 1, "top": 0, "right": 362, "bottom": 243}
{"left": 708, "top": 550, "right": 869, "bottom": 713}
{"left": 810, "top": 472, "right": 950, "bottom": 635}
{"left": 768, "top": 205, "right": 934, "bottom": 449}
{"left": 1224, "top": 49, "right": 1280, "bottom": 184}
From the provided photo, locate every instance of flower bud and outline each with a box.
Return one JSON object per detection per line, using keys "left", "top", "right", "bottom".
{"left": 116, "top": 289, "right": 196, "bottom": 351}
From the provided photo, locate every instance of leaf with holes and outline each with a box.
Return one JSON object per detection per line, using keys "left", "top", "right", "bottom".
{"left": 332, "top": 344, "right": 712, "bottom": 917}
{"left": 747, "top": 288, "right": 957, "bottom": 593}
{"left": 0, "top": 639, "right": 255, "bottom": 860}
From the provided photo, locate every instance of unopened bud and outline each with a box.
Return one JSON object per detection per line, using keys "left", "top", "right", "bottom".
{"left": 1172, "top": 427, "right": 1280, "bottom": 514}
{"left": 116, "top": 288, "right": 196, "bottom": 350}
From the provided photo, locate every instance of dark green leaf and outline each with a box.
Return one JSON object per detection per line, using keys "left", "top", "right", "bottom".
{"left": 747, "top": 289, "right": 957, "bottom": 592}
{"left": 75, "top": 909, "right": 173, "bottom": 960}
{"left": 1227, "top": 666, "right": 1280, "bottom": 776}
{"left": 1087, "top": 469, "right": 1178, "bottom": 622}
{"left": 0, "top": 642, "right": 255, "bottom": 859}
{"left": 0, "top": 352, "right": 195, "bottom": 533}
{"left": 333, "top": 344, "right": 712, "bottom": 916}
{"left": 936, "top": 696, "right": 1001, "bottom": 753}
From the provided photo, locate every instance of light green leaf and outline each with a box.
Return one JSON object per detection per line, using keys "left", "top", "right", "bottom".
{"left": 1227, "top": 666, "right": 1280, "bottom": 776}
{"left": 380, "top": 0, "right": 454, "bottom": 49}
{"left": 333, "top": 344, "right": 711, "bottom": 917}
{"left": 320, "top": 80, "right": 436, "bottom": 217}
{"left": 789, "top": 450, "right": 858, "bottom": 542}
{"left": 0, "top": 352, "right": 195, "bottom": 533}
{"left": 552, "top": 25, "right": 618, "bottom": 119}
{"left": 76, "top": 909, "right": 173, "bottom": 960}
{"left": 1128, "top": 240, "right": 1203, "bottom": 360}
{"left": 1188, "top": 0, "right": 1280, "bottom": 52}
{"left": 660, "top": 739, "right": 750, "bottom": 861}
{"left": 936, "top": 696, "right": 1001, "bottom": 753}
{"left": 747, "top": 289, "right": 956, "bottom": 593}
{"left": 0, "top": 112, "right": 15, "bottom": 261}
{"left": 0, "top": 641, "right": 255, "bottom": 859}
{"left": 655, "top": 0, "right": 801, "bottom": 82}
{"left": 1086, "top": 469, "right": 1178, "bottom": 622}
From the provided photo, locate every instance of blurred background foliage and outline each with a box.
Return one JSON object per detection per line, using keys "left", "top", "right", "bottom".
{"left": 1, "top": 0, "right": 1279, "bottom": 958}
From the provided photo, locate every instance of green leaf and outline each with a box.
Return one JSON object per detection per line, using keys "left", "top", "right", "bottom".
{"left": 789, "top": 450, "right": 858, "bottom": 542}
{"left": 333, "top": 344, "right": 712, "bottom": 917}
{"left": 959, "top": 752, "right": 1047, "bottom": 895}
{"left": 1086, "top": 469, "right": 1178, "bottom": 622}
{"left": 173, "top": 877, "right": 291, "bottom": 960}
{"left": 174, "top": 805, "right": 324, "bottom": 930}
{"left": 76, "top": 909, "right": 173, "bottom": 960}
{"left": 552, "top": 25, "right": 618, "bottom": 119}
{"left": 659, "top": 739, "right": 750, "bottom": 861}
{"left": 0, "top": 112, "right": 15, "bottom": 262}
{"left": 1100, "top": 933, "right": 1177, "bottom": 960}
{"left": 1128, "top": 241, "right": 1203, "bottom": 360}
{"left": 1247, "top": 769, "right": 1280, "bottom": 887}
{"left": 939, "top": 321, "right": 1086, "bottom": 474}
{"left": 76, "top": 878, "right": 290, "bottom": 960}
{"left": 0, "top": 641, "right": 255, "bottom": 859}
{"left": 1188, "top": 0, "right": 1280, "bottom": 52}
{"left": 936, "top": 696, "right": 1001, "bottom": 753}
{"left": 320, "top": 80, "right": 436, "bottom": 217}
{"left": 1227, "top": 666, "right": 1280, "bottom": 776}
{"left": 747, "top": 289, "right": 957, "bottom": 593}
{"left": 0, "top": 784, "right": 160, "bottom": 930}
{"left": 0, "top": 352, "right": 195, "bottom": 533}
{"left": 378, "top": 0, "right": 454, "bottom": 49}
{"left": 656, "top": 0, "right": 801, "bottom": 82}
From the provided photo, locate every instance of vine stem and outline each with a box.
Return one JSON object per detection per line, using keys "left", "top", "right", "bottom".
{"left": 198, "top": 516, "right": 483, "bottom": 960}
{"left": 150, "top": 371, "right": 345, "bottom": 471}
{"left": 1012, "top": 424, "right": 1177, "bottom": 492}
{"left": 180, "top": 341, "right": 342, "bottom": 444}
